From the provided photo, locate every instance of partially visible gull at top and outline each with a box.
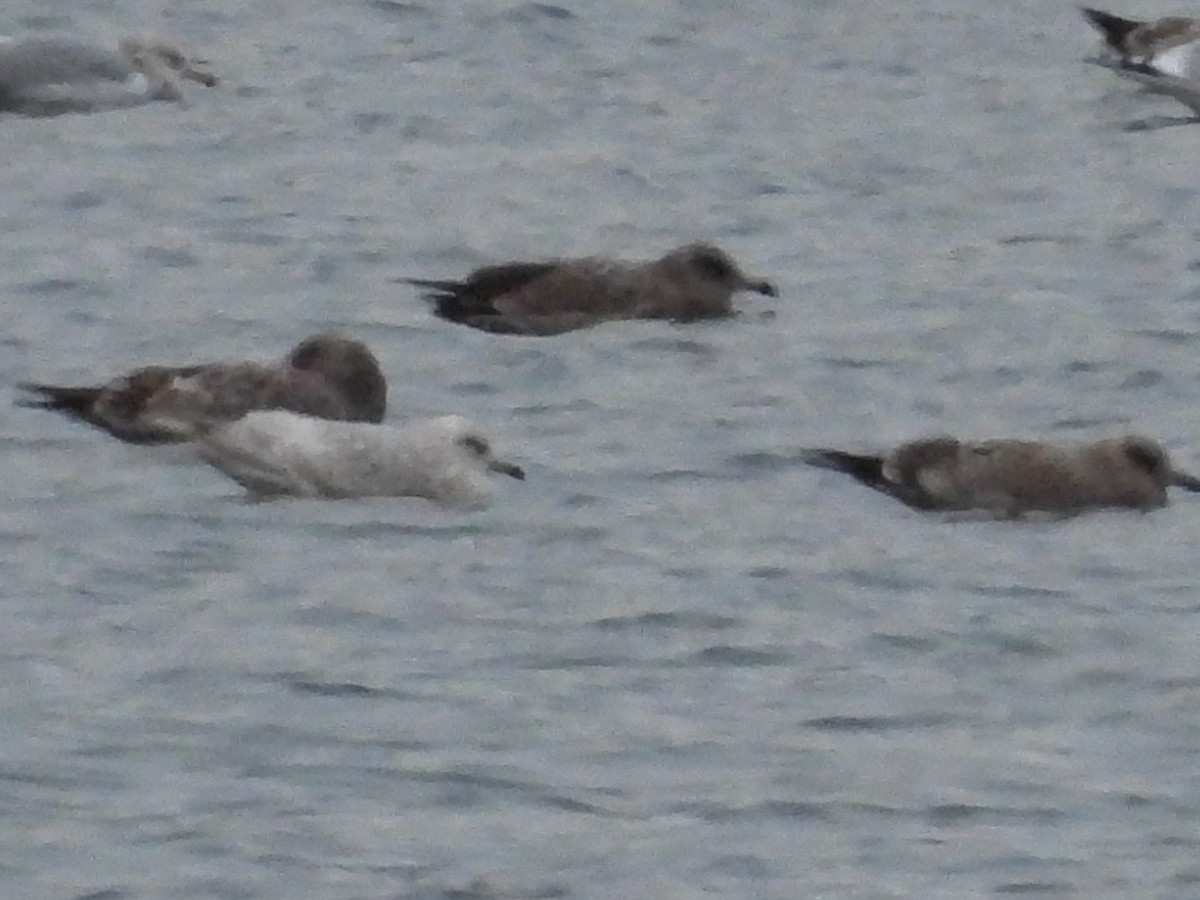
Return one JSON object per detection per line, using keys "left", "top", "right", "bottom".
{"left": 1082, "top": 7, "right": 1200, "bottom": 117}
{"left": 17, "top": 333, "right": 387, "bottom": 445}
{"left": 399, "top": 242, "right": 778, "bottom": 336}
{"left": 151, "top": 410, "right": 526, "bottom": 508}
{"left": 803, "top": 433, "right": 1200, "bottom": 518}
{"left": 0, "top": 34, "right": 217, "bottom": 116}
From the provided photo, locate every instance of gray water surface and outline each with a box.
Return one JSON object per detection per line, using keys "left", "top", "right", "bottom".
{"left": 5, "top": 1, "right": 1200, "bottom": 897}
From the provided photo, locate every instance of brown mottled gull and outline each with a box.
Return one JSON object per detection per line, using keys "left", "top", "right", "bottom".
{"left": 400, "top": 242, "right": 778, "bottom": 336}
{"left": 0, "top": 35, "right": 217, "bottom": 116}
{"left": 17, "top": 333, "right": 387, "bottom": 445}
{"left": 804, "top": 435, "right": 1200, "bottom": 517}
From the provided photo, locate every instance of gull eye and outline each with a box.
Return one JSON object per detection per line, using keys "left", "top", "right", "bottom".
{"left": 693, "top": 248, "right": 734, "bottom": 281}
{"left": 289, "top": 343, "right": 321, "bottom": 370}
{"left": 458, "top": 434, "right": 490, "bottom": 457}
{"left": 1124, "top": 440, "right": 1164, "bottom": 475}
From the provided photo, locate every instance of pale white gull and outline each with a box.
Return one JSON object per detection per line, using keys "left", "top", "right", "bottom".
{"left": 155, "top": 411, "right": 525, "bottom": 507}
{"left": 0, "top": 34, "right": 217, "bottom": 116}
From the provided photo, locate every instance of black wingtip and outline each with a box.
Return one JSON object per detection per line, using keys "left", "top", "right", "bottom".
{"left": 14, "top": 383, "right": 99, "bottom": 415}
{"left": 395, "top": 277, "right": 462, "bottom": 293}
{"left": 14, "top": 398, "right": 53, "bottom": 411}
{"left": 801, "top": 448, "right": 887, "bottom": 485}
{"left": 15, "top": 384, "right": 50, "bottom": 409}
{"left": 1080, "top": 7, "right": 1140, "bottom": 50}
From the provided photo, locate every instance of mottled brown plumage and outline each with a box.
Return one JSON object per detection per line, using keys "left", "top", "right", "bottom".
{"left": 1082, "top": 7, "right": 1200, "bottom": 115}
{"left": 1082, "top": 7, "right": 1200, "bottom": 62}
{"left": 401, "top": 242, "right": 777, "bottom": 336}
{"left": 18, "top": 333, "right": 387, "bottom": 444}
{"left": 804, "top": 435, "right": 1200, "bottom": 517}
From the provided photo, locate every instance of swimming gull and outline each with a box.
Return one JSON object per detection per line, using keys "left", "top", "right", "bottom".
{"left": 17, "top": 333, "right": 387, "bottom": 445}
{"left": 1082, "top": 7, "right": 1200, "bottom": 116}
{"left": 400, "top": 242, "right": 778, "bottom": 336}
{"left": 157, "top": 411, "right": 525, "bottom": 507}
{"left": 0, "top": 35, "right": 217, "bottom": 116}
{"left": 803, "top": 434, "right": 1200, "bottom": 517}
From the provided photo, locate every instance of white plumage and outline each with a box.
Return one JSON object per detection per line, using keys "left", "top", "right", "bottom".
{"left": 182, "top": 412, "right": 525, "bottom": 508}
{"left": 0, "top": 35, "right": 217, "bottom": 116}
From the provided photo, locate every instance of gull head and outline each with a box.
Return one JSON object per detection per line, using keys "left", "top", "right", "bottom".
{"left": 119, "top": 36, "right": 218, "bottom": 88}
{"left": 676, "top": 242, "right": 777, "bottom": 298}
{"left": 452, "top": 424, "right": 526, "bottom": 482}
{"left": 286, "top": 333, "right": 387, "bottom": 423}
{"left": 1120, "top": 435, "right": 1200, "bottom": 492}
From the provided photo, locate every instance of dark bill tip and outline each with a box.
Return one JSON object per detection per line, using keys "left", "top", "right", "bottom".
{"left": 749, "top": 280, "right": 777, "bottom": 297}
{"left": 187, "top": 68, "right": 219, "bottom": 87}
{"left": 1171, "top": 470, "right": 1200, "bottom": 492}
{"left": 490, "top": 460, "right": 526, "bottom": 481}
